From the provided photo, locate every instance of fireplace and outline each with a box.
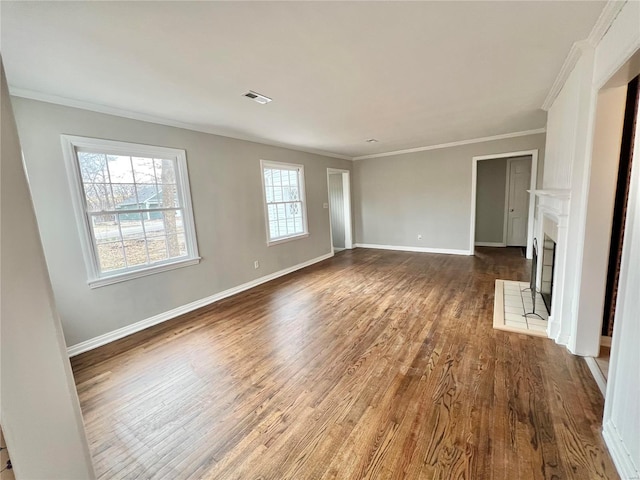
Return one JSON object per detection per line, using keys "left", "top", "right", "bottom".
{"left": 540, "top": 234, "right": 556, "bottom": 313}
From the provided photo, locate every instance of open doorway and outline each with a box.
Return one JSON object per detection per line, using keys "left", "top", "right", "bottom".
{"left": 327, "top": 168, "right": 352, "bottom": 253}
{"left": 582, "top": 74, "right": 638, "bottom": 396}
{"left": 470, "top": 150, "right": 539, "bottom": 258}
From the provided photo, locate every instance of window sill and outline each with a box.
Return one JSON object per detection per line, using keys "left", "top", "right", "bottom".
{"left": 88, "top": 257, "right": 201, "bottom": 288}
{"left": 267, "top": 233, "right": 309, "bottom": 247}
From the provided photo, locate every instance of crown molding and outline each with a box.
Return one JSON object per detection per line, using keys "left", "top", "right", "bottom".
{"left": 8, "top": 87, "right": 354, "bottom": 161}
{"left": 352, "top": 128, "right": 546, "bottom": 161}
{"left": 587, "top": 0, "right": 626, "bottom": 46}
{"left": 542, "top": 0, "right": 626, "bottom": 111}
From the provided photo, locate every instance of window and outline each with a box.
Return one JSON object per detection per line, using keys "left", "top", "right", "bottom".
{"left": 61, "top": 136, "right": 200, "bottom": 287}
{"left": 260, "top": 160, "right": 309, "bottom": 245}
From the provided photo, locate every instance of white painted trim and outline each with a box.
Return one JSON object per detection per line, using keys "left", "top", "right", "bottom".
{"left": 60, "top": 135, "right": 201, "bottom": 286}
{"left": 542, "top": 1, "right": 627, "bottom": 110}
{"left": 542, "top": 41, "right": 590, "bottom": 111}
{"left": 584, "top": 356, "right": 607, "bottom": 397}
{"left": 352, "top": 129, "right": 546, "bottom": 161}
{"left": 67, "top": 251, "right": 334, "bottom": 356}
{"left": 355, "top": 243, "right": 471, "bottom": 256}
{"left": 470, "top": 150, "right": 538, "bottom": 259}
{"left": 588, "top": 1, "right": 628, "bottom": 47}
{"left": 602, "top": 420, "right": 640, "bottom": 479}
{"left": 10, "top": 87, "right": 353, "bottom": 161}
{"left": 89, "top": 257, "right": 201, "bottom": 288}
{"left": 474, "top": 242, "right": 506, "bottom": 247}
{"left": 260, "top": 159, "right": 309, "bottom": 246}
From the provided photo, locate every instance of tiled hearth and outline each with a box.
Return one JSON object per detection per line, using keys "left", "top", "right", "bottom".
{"left": 493, "top": 280, "right": 549, "bottom": 338}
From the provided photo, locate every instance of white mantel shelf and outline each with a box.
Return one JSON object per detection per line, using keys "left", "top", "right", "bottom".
{"left": 528, "top": 189, "right": 571, "bottom": 199}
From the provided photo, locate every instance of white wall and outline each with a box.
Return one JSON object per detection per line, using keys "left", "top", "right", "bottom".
{"left": 11, "top": 98, "right": 352, "bottom": 348}
{"left": 542, "top": 1, "right": 640, "bottom": 477}
{"left": 353, "top": 133, "right": 546, "bottom": 252}
{"left": 0, "top": 62, "right": 95, "bottom": 478}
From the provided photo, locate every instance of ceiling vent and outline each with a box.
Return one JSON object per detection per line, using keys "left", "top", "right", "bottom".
{"left": 243, "top": 91, "right": 272, "bottom": 104}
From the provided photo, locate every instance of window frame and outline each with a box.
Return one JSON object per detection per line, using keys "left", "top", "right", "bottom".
{"left": 61, "top": 135, "right": 200, "bottom": 288}
{"left": 260, "top": 159, "right": 309, "bottom": 246}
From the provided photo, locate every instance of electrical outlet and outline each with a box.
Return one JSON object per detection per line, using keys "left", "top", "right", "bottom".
{"left": 417, "top": 234, "right": 423, "bottom": 240}
{"left": 254, "top": 261, "right": 260, "bottom": 269}
{"left": 323, "top": 203, "right": 329, "bottom": 209}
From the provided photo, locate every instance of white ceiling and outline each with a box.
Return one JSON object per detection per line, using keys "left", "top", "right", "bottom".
{"left": 1, "top": 1, "right": 605, "bottom": 159}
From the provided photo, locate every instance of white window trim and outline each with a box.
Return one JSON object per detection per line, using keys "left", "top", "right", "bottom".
{"left": 60, "top": 135, "right": 200, "bottom": 288}
{"left": 260, "top": 159, "right": 309, "bottom": 246}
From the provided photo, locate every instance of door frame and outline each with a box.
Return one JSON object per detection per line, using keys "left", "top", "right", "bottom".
{"left": 326, "top": 168, "right": 353, "bottom": 254}
{"left": 470, "top": 149, "right": 538, "bottom": 259}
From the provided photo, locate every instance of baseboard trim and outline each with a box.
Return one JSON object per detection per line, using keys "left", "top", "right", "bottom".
{"left": 67, "top": 252, "right": 334, "bottom": 357}
{"left": 354, "top": 243, "right": 471, "bottom": 256}
{"left": 584, "top": 357, "right": 607, "bottom": 397}
{"left": 475, "top": 242, "right": 506, "bottom": 247}
{"left": 602, "top": 419, "right": 640, "bottom": 479}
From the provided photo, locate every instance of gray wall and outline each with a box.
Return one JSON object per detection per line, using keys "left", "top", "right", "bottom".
{"left": 1, "top": 65, "right": 95, "bottom": 478}
{"left": 12, "top": 98, "right": 351, "bottom": 347}
{"left": 328, "top": 173, "right": 345, "bottom": 249}
{"left": 353, "top": 133, "right": 545, "bottom": 251}
{"left": 475, "top": 158, "right": 507, "bottom": 244}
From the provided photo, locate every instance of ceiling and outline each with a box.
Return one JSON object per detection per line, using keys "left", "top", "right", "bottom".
{"left": 1, "top": 1, "right": 605, "bottom": 159}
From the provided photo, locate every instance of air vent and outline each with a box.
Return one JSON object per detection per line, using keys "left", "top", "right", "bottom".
{"left": 243, "top": 91, "right": 272, "bottom": 104}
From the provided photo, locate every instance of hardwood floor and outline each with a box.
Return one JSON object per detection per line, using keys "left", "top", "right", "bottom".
{"left": 71, "top": 247, "right": 618, "bottom": 479}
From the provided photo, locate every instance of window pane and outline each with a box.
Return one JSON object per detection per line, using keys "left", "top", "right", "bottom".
{"left": 78, "top": 152, "right": 109, "bottom": 184}
{"left": 107, "top": 155, "right": 134, "bottom": 183}
{"left": 155, "top": 158, "right": 177, "bottom": 184}
{"left": 284, "top": 186, "right": 299, "bottom": 202}
{"left": 273, "top": 169, "right": 282, "bottom": 187}
{"left": 147, "top": 236, "right": 169, "bottom": 263}
{"left": 91, "top": 215, "right": 121, "bottom": 244}
{"left": 163, "top": 210, "right": 184, "bottom": 258}
{"left": 118, "top": 214, "right": 144, "bottom": 240}
{"left": 177, "top": 233, "right": 188, "bottom": 257}
{"left": 136, "top": 184, "right": 159, "bottom": 209}
{"left": 265, "top": 185, "right": 274, "bottom": 203}
{"left": 281, "top": 170, "right": 291, "bottom": 187}
{"left": 157, "top": 184, "right": 179, "bottom": 208}
{"left": 131, "top": 157, "right": 157, "bottom": 184}
{"left": 264, "top": 168, "right": 273, "bottom": 187}
{"left": 123, "top": 239, "right": 148, "bottom": 267}
{"left": 143, "top": 215, "right": 166, "bottom": 237}
{"left": 112, "top": 183, "right": 138, "bottom": 209}
{"left": 83, "top": 183, "right": 114, "bottom": 212}
{"left": 273, "top": 185, "right": 283, "bottom": 202}
{"left": 267, "top": 204, "right": 277, "bottom": 222}
{"left": 97, "top": 241, "right": 126, "bottom": 272}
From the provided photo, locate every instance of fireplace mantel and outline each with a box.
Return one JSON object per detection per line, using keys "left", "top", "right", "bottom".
{"left": 528, "top": 189, "right": 571, "bottom": 199}
{"left": 529, "top": 189, "right": 571, "bottom": 221}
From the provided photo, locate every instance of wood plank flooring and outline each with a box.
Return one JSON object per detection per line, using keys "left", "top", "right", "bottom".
{"left": 71, "top": 247, "right": 618, "bottom": 479}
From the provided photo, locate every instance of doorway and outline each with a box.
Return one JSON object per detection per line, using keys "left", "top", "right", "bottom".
{"left": 470, "top": 150, "right": 538, "bottom": 258}
{"left": 327, "top": 169, "right": 352, "bottom": 253}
